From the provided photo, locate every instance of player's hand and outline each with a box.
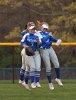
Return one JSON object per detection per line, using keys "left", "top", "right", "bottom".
{"left": 56, "top": 39, "right": 62, "bottom": 46}
{"left": 23, "top": 45, "right": 29, "bottom": 48}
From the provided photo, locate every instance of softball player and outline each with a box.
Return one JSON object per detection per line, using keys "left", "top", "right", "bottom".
{"left": 38, "top": 22, "right": 63, "bottom": 90}
{"left": 19, "top": 22, "right": 35, "bottom": 90}
{"left": 21, "top": 24, "right": 41, "bottom": 88}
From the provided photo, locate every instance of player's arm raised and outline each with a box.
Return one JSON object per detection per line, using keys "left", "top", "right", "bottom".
{"left": 49, "top": 35, "right": 62, "bottom": 46}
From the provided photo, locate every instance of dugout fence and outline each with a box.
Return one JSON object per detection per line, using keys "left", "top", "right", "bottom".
{"left": 0, "top": 42, "right": 76, "bottom": 84}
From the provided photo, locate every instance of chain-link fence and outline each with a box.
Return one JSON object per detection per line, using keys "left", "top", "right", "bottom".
{"left": 0, "top": 67, "right": 76, "bottom": 82}
{"left": 0, "top": 45, "right": 76, "bottom": 84}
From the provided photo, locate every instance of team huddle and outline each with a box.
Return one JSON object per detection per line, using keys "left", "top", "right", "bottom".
{"left": 19, "top": 22, "right": 63, "bottom": 91}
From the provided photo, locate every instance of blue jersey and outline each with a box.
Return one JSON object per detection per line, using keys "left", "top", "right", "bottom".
{"left": 21, "top": 30, "right": 27, "bottom": 36}
{"left": 21, "top": 33, "right": 39, "bottom": 51}
{"left": 39, "top": 31, "right": 57, "bottom": 49}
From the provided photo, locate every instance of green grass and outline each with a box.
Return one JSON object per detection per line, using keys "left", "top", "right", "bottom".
{"left": 0, "top": 79, "right": 76, "bottom": 100}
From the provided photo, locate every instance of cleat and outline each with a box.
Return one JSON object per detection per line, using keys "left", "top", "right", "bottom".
{"left": 49, "top": 83, "right": 54, "bottom": 90}
{"left": 19, "top": 80, "right": 24, "bottom": 84}
{"left": 22, "top": 82, "right": 31, "bottom": 90}
{"left": 31, "top": 83, "right": 36, "bottom": 88}
{"left": 36, "top": 82, "right": 41, "bottom": 88}
{"left": 55, "top": 78, "right": 63, "bottom": 86}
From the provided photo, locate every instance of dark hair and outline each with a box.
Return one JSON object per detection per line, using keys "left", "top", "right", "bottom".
{"left": 24, "top": 24, "right": 27, "bottom": 30}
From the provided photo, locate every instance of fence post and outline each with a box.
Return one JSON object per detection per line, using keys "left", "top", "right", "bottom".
{"left": 12, "top": 46, "right": 15, "bottom": 84}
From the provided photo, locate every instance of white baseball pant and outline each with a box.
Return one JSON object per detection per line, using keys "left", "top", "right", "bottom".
{"left": 21, "top": 48, "right": 29, "bottom": 71}
{"left": 40, "top": 47, "right": 59, "bottom": 72}
{"left": 26, "top": 51, "right": 41, "bottom": 72}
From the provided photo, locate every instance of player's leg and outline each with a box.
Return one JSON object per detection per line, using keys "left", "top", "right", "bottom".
{"left": 40, "top": 49, "right": 54, "bottom": 90}
{"left": 23, "top": 52, "right": 30, "bottom": 85}
{"left": 24, "top": 66, "right": 29, "bottom": 84}
{"left": 22, "top": 66, "right": 31, "bottom": 90}
{"left": 19, "top": 48, "right": 26, "bottom": 84}
{"left": 26, "top": 55, "right": 36, "bottom": 88}
{"left": 34, "top": 51, "right": 41, "bottom": 87}
{"left": 20, "top": 49, "right": 31, "bottom": 90}
{"left": 49, "top": 47, "right": 63, "bottom": 86}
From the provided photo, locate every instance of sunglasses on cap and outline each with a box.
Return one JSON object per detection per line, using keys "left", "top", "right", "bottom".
{"left": 43, "top": 28, "right": 48, "bottom": 30}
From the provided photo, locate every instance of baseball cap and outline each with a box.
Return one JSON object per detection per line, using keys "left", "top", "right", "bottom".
{"left": 42, "top": 22, "right": 49, "bottom": 29}
{"left": 27, "top": 22, "right": 35, "bottom": 27}
{"left": 28, "top": 25, "right": 35, "bottom": 30}
{"left": 27, "top": 22, "right": 35, "bottom": 30}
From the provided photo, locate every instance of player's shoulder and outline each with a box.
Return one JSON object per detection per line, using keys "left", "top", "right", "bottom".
{"left": 21, "top": 30, "right": 27, "bottom": 35}
{"left": 22, "top": 32, "right": 29, "bottom": 38}
{"left": 47, "top": 32, "right": 53, "bottom": 36}
{"left": 45, "top": 31, "right": 49, "bottom": 34}
{"left": 21, "top": 33, "right": 29, "bottom": 42}
{"left": 22, "top": 30, "right": 26, "bottom": 32}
